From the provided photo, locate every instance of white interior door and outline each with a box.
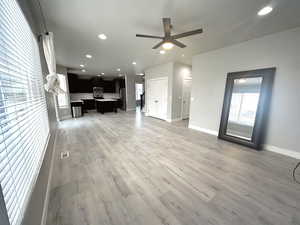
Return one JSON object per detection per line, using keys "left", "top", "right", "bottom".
{"left": 182, "top": 79, "right": 192, "bottom": 119}
{"left": 147, "top": 77, "right": 168, "bottom": 120}
{"left": 148, "top": 80, "right": 158, "bottom": 117}
{"left": 156, "top": 78, "right": 168, "bottom": 119}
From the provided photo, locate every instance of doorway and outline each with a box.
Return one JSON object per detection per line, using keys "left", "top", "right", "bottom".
{"left": 135, "top": 83, "right": 144, "bottom": 110}
{"left": 181, "top": 78, "right": 192, "bottom": 119}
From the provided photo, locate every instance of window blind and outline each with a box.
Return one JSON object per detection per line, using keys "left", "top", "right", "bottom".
{"left": 0, "top": 1, "right": 50, "bottom": 225}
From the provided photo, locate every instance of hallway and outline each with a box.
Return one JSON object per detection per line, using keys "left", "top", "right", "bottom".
{"left": 47, "top": 111, "right": 300, "bottom": 225}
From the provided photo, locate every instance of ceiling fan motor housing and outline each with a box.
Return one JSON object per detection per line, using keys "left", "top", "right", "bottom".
{"left": 136, "top": 18, "right": 203, "bottom": 49}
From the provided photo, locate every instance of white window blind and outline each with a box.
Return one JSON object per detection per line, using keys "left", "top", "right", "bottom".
{"left": 0, "top": 1, "right": 50, "bottom": 225}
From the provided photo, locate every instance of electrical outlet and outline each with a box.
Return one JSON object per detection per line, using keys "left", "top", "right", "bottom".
{"left": 60, "top": 151, "right": 70, "bottom": 159}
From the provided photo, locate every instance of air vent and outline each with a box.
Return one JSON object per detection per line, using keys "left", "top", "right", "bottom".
{"left": 60, "top": 151, "right": 70, "bottom": 159}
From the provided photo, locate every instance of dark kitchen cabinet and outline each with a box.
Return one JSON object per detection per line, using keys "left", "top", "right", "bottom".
{"left": 68, "top": 74, "right": 120, "bottom": 93}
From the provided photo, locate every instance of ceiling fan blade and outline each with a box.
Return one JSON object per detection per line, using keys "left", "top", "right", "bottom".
{"left": 172, "top": 29, "right": 203, "bottom": 39}
{"left": 136, "top": 34, "right": 163, "bottom": 39}
{"left": 152, "top": 41, "right": 164, "bottom": 49}
{"left": 171, "top": 39, "right": 186, "bottom": 48}
{"left": 163, "top": 18, "right": 171, "bottom": 37}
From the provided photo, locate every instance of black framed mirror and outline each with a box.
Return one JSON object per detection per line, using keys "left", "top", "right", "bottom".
{"left": 218, "top": 68, "right": 275, "bottom": 150}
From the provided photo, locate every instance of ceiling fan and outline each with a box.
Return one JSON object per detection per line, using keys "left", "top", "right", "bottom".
{"left": 136, "top": 18, "right": 203, "bottom": 50}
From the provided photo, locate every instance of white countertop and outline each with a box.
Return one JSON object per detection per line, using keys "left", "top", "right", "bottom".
{"left": 95, "top": 99, "right": 118, "bottom": 102}
{"left": 71, "top": 100, "right": 83, "bottom": 103}
{"left": 70, "top": 93, "right": 120, "bottom": 101}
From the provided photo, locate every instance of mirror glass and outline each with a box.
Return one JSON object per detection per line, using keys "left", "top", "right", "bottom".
{"left": 226, "top": 77, "right": 263, "bottom": 140}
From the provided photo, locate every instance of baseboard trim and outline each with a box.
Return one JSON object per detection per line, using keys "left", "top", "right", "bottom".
{"left": 188, "top": 125, "right": 300, "bottom": 159}
{"left": 188, "top": 124, "right": 218, "bottom": 136}
{"left": 264, "top": 145, "right": 300, "bottom": 159}
{"left": 166, "top": 118, "right": 182, "bottom": 123}
{"left": 59, "top": 115, "right": 72, "bottom": 121}
{"left": 126, "top": 108, "right": 136, "bottom": 112}
{"left": 41, "top": 129, "right": 59, "bottom": 225}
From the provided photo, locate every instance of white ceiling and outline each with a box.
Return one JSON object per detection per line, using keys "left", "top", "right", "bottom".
{"left": 31, "top": 0, "right": 300, "bottom": 76}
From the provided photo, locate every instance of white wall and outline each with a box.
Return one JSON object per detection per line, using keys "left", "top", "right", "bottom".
{"left": 189, "top": 27, "right": 300, "bottom": 156}
{"left": 125, "top": 75, "right": 137, "bottom": 111}
{"left": 57, "top": 65, "right": 71, "bottom": 120}
{"left": 145, "top": 63, "right": 173, "bottom": 120}
{"left": 145, "top": 62, "right": 192, "bottom": 121}
{"left": 172, "top": 63, "right": 192, "bottom": 120}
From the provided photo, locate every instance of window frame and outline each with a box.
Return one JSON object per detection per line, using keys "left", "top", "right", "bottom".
{"left": 0, "top": 1, "right": 50, "bottom": 224}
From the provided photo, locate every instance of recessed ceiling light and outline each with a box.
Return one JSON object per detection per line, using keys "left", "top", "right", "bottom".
{"left": 162, "top": 42, "right": 174, "bottom": 50}
{"left": 258, "top": 6, "right": 273, "bottom": 16}
{"left": 160, "top": 50, "right": 166, "bottom": 54}
{"left": 98, "top": 34, "right": 107, "bottom": 40}
{"left": 86, "top": 54, "right": 92, "bottom": 59}
{"left": 132, "top": 62, "right": 137, "bottom": 65}
{"left": 182, "top": 54, "right": 185, "bottom": 57}
{"left": 117, "top": 68, "right": 121, "bottom": 71}
{"left": 82, "top": 69, "right": 86, "bottom": 72}
{"left": 137, "top": 73, "right": 144, "bottom": 76}
{"left": 101, "top": 72, "right": 105, "bottom": 75}
{"left": 80, "top": 64, "right": 85, "bottom": 68}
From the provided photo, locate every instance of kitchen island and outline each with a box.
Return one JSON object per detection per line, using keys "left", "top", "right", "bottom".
{"left": 95, "top": 99, "right": 118, "bottom": 114}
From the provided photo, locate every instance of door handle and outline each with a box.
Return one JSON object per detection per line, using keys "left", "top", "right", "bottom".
{"left": 154, "top": 100, "right": 158, "bottom": 103}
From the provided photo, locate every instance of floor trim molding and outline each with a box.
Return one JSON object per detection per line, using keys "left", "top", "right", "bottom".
{"left": 59, "top": 115, "right": 72, "bottom": 121}
{"left": 264, "top": 145, "right": 300, "bottom": 159}
{"left": 188, "top": 124, "right": 218, "bottom": 136}
{"left": 126, "top": 108, "right": 136, "bottom": 112}
{"left": 41, "top": 129, "right": 59, "bottom": 225}
{"left": 189, "top": 124, "right": 300, "bottom": 160}
{"left": 166, "top": 118, "right": 182, "bottom": 123}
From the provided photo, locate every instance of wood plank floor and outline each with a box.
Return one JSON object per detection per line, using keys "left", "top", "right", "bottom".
{"left": 47, "top": 111, "right": 300, "bottom": 225}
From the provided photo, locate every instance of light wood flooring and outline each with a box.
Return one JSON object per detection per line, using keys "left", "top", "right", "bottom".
{"left": 47, "top": 110, "right": 300, "bottom": 225}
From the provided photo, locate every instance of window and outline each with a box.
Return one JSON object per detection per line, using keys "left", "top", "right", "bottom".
{"left": 228, "top": 77, "right": 262, "bottom": 127}
{"left": 228, "top": 93, "right": 260, "bottom": 126}
{"left": 57, "top": 74, "right": 68, "bottom": 108}
{"left": 0, "top": 1, "right": 50, "bottom": 225}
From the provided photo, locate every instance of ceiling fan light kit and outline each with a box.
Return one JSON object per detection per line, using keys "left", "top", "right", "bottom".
{"left": 162, "top": 42, "right": 174, "bottom": 50}
{"left": 136, "top": 18, "right": 203, "bottom": 50}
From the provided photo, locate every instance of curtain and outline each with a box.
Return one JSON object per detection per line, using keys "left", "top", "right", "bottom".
{"left": 42, "top": 32, "right": 64, "bottom": 94}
